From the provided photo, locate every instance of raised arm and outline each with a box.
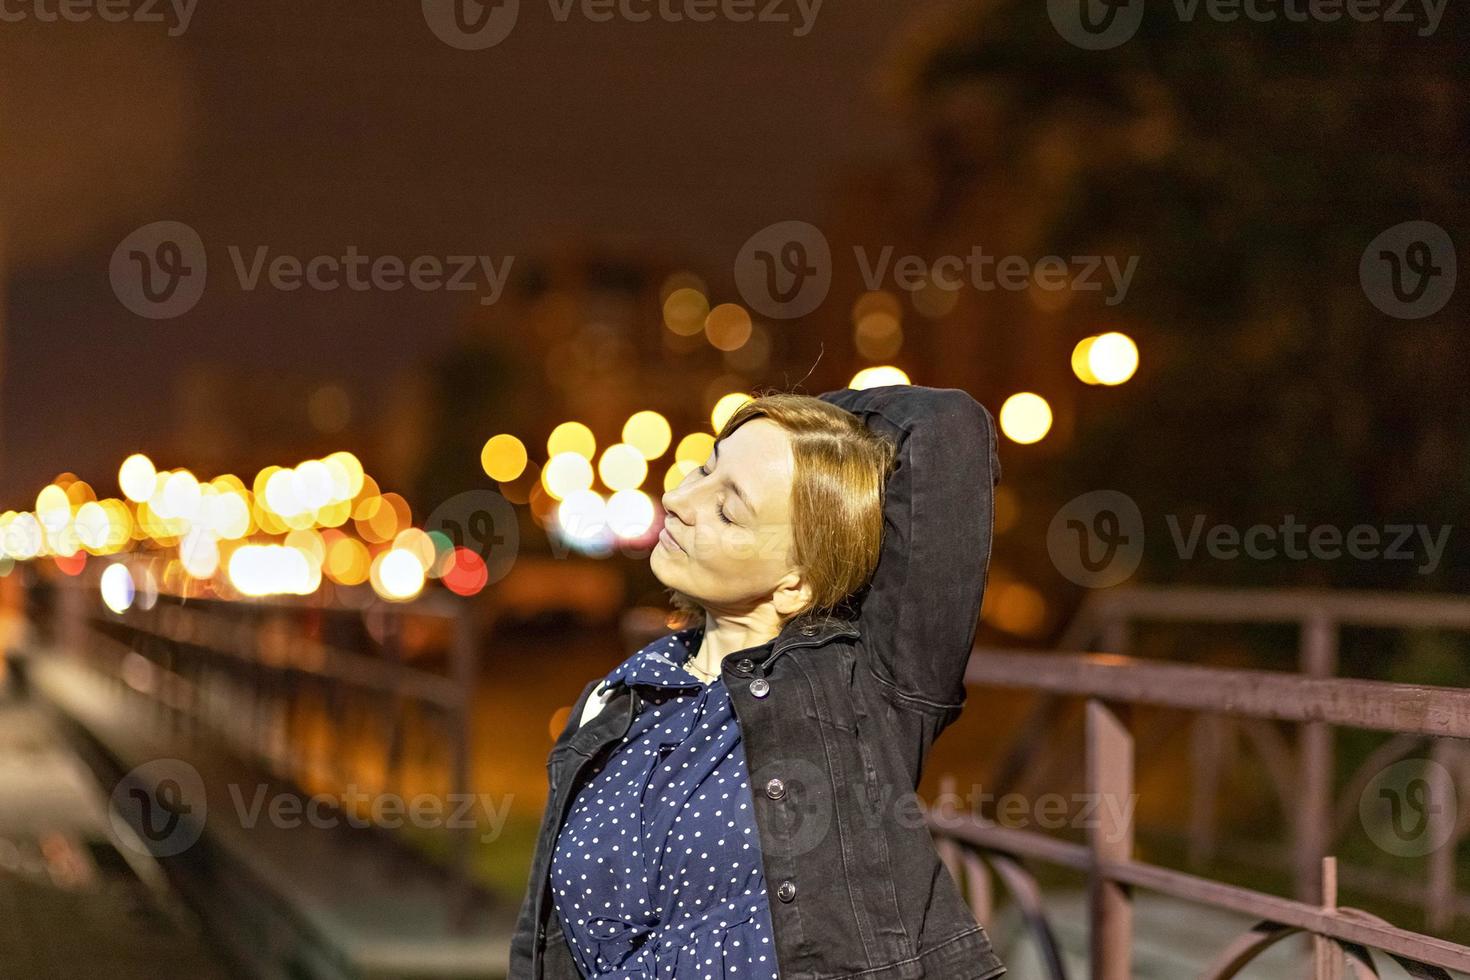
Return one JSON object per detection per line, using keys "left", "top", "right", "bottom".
{"left": 816, "top": 384, "right": 1000, "bottom": 709}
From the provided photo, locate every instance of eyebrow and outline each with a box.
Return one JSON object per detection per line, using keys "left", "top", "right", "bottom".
{"left": 710, "top": 442, "right": 755, "bottom": 516}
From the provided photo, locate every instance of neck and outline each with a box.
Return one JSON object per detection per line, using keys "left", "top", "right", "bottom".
{"left": 690, "top": 608, "right": 783, "bottom": 676}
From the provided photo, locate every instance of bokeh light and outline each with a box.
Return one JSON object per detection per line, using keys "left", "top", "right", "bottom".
{"left": 850, "top": 365, "right": 911, "bottom": 389}
{"left": 999, "top": 392, "right": 1053, "bottom": 445}
{"left": 481, "top": 434, "right": 529, "bottom": 482}
{"left": 622, "top": 411, "right": 672, "bottom": 460}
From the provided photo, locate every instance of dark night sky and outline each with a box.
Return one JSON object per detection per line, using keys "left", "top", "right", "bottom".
{"left": 3, "top": 0, "right": 940, "bottom": 500}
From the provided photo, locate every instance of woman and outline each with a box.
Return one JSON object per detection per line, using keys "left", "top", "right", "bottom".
{"left": 510, "top": 383, "right": 1006, "bottom": 980}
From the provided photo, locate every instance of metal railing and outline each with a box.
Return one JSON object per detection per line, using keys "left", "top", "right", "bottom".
{"left": 43, "top": 567, "right": 484, "bottom": 927}
{"left": 933, "top": 587, "right": 1470, "bottom": 979}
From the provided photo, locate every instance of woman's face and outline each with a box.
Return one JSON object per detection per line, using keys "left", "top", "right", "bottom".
{"left": 652, "top": 418, "right": 810, "bottom": 617}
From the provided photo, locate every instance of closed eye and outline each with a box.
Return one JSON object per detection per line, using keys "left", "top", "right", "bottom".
{"left": 699, "top": 462, "right": 738, "bottom": 525}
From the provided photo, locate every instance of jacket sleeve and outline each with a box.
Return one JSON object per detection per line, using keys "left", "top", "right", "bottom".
{"left": 816, "top": 384, "right": 1000, "bottom": 710}
{"left": 508, "top": 676, "right": 602, "bottom": 978}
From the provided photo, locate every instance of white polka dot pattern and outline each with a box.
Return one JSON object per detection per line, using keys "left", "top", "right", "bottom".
{"left": 549, "top": 627, "right": 780, "bottom": 980}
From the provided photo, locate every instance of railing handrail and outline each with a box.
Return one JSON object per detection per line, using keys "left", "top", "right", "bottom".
{"left": 965, "top": 648, "right": 1470, "bottom": 739}
{"left": 1078, "top": 585, "right": 1470, "bottom": 631}
{"left": 931, "top": 814, "right": 1470, "bottom": 974}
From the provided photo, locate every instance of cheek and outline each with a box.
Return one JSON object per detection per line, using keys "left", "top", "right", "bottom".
{"left": 687, "top": 524, "right": 764, "bottom": 569}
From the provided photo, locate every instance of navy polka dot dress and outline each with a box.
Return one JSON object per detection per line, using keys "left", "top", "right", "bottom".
{"left": 549, "top": 626, "right": 780, "bottom": 979}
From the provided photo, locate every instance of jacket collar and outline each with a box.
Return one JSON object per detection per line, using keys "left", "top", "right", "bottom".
{"left": 605, "top": 617, "right": 862, "bottom": 693}
{"left": 763, "top": 616, "right": 861, "bottom": 672}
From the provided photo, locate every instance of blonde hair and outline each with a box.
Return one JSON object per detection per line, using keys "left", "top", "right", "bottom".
{"left": 669, "top": 391, "right": 896, "bottom": 628}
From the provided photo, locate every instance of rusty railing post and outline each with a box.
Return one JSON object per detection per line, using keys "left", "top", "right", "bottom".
{"left": 1297, "top": 612, "right": 1337, "bottom": 904}
{"left": 1086, "top": 698, "right": 1133, "bottom": 980}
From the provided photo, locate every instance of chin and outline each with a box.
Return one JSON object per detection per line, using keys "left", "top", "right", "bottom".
{"left": 649, "top": 545, "right": 680, "bottom": 586}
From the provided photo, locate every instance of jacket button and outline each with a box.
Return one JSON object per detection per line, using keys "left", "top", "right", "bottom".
{"left": 800, "top": 624, "right": 818, "bottom": 636}
{"left": 735, "top": 658, "right": 754, "bottom": 674}
{"left": 765, "top": 777, "right": 785, "bottom": 800}
{"left": 749, "top": 677, "right": 770, "bottom": 698}
{"left": 776, "top": 880, "right": 796, "bottom": 902}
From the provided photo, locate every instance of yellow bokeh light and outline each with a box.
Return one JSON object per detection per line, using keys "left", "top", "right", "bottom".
{"left": 74, "top": 501, "right": 111, "bottom": 552}
{"left": 850, "top": 365, "right": 911, "bottom": 390}
{"left": 229, "top": 544, "right": 318, "bottom": 597}
{"left": 598, "top": 443, "right": 648, "bottom": 492}
{"left": 325, "top": 536, "right": 371, "bottom": 585}
{"left": 292, "top": 460, "right": 334, "bottom": 511}
{"left": 481, "top": 434, "right": 529, "bottom": 482}
{"left": 179, "top": 528, "right": 221, "bottom": 579}
{"left": 710, "top": 393, "right": 752, "bottom": 434}
{"left": 606, "top": 489, "right": 656, "bottom": 538}
{"left": 1071, "top": 336, "right": 1100, "bottom": 384}
{"left": 161, "top": 471, "right": 203, "bottom": 522}
{"left": 373, "top": 548, "right": 426, "bottom": 601}
{"left": 663, "top": 459, "right": 698, "bottom": 492}
{"left": 118, "top": 454, "right": 157, "bottom": 503}
{"left": 704, "top": 304, "right": 753, "bottom": 352}
{"left": 4, "top": 513, "right": 43, "bottom": 560}
{"left": 674, "top": 433, "right": 715, "bottom": 466}
{"left": 285, "top": 528, "right": 327, "bottom": 567}
{"left": 622, "top": 411, "right": 672, "bottom": 461}
{"left": 986, "top": 580, "right": 1049, "bottom": 636}
{"left": 265, "top": 468, "right": 302, "bottom": 517}
{"left": 556, "top": 490, "right": 608, "bottom": 541}
{"left": 999, "top": 392, "right": 1053, "bottom": 445}
{"left": 542, "top": 452, "right": 595, "bottom": 501}
{"left": 852, "top": 290, "right": 902, "bottom": 324}
{"left": 391, "top": 527, "right": 435, "bottom": 571}
{"left": 1089, "top": 331, "right": 1139, "bottom": 385}
{"left": 323, "top": 451, "right": 366, "bottom": 499}
{"left": 854, "top": 312, "right": 903, "bottom": 361}
{"left": 663, "top": 287, "right": 710, "bottom": 337}
{"left": 36, "top": 485, "right": 70, "bottom": 533}
{"left": 547, "top": 421, "right": 596, "bottom": 460}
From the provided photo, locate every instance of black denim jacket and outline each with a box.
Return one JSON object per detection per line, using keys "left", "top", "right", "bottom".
{"left": 510, "top": 384, "right": 1006, "bottom": 980}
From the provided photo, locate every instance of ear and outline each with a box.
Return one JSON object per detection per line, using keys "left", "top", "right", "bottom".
{"left": 772, "top": 569, "right": 814, "bottom": 618}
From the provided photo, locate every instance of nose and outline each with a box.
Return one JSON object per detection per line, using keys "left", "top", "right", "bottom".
{"left": 661, "top": 482, "right": 691, "bottom": 526}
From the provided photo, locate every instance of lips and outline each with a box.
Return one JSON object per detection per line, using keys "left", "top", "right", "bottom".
{"left": 659, "top": 524, "right": 685, "bottom": 554}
